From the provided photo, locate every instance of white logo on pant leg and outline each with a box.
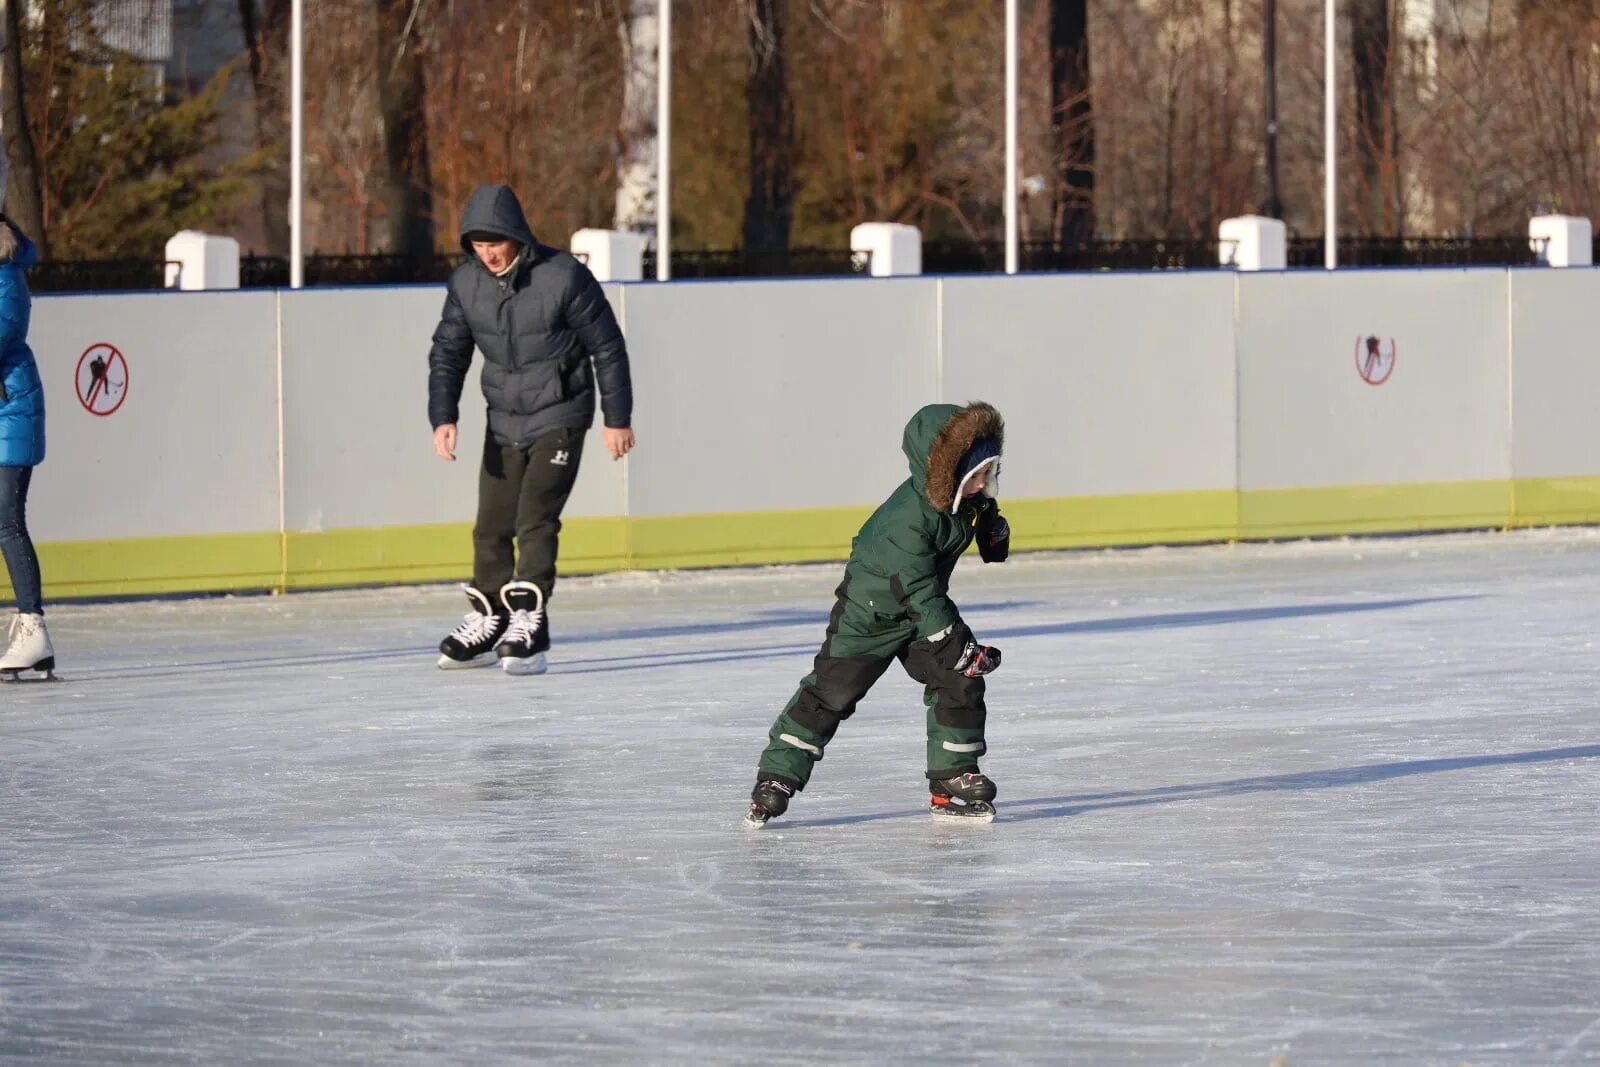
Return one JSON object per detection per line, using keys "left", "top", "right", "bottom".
{"left": 551, "top": 449, "right": 570, "bottom": 466}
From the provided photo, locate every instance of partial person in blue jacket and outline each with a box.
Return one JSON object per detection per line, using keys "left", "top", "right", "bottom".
{"left": 0, "top": 213, "right": 53, "bottom": 681}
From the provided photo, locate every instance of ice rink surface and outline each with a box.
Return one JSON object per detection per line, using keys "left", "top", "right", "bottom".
{"left": 3, "top": 528, "right": 1598, "bottom": 1064}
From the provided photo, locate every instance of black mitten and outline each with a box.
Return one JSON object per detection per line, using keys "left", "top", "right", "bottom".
{"left": 912, "top": 624, "right": 1002, "bottom": 679}
{"left": 952, "top": 640, "right": 1002, "bottom": 677}
{"left": 977, "top": 507, "right": 1010, "bottom": 563}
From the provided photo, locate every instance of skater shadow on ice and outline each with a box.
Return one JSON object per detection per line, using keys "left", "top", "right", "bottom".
{"left": 998, "top": 743, "right": 1600, "bottom": 823}
{"left": 982, "top": 594, "right": 1475, "bottom": 641}
{"left": 777, "top": 743, "right": 1600, "bottom": 829}
{"left": 69, "top": 594, "right": 1466, "bottom": 681}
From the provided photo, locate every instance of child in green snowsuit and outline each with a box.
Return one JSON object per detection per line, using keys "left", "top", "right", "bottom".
{"left": 746, "top": 400, "right": 1011, "bottom": 825}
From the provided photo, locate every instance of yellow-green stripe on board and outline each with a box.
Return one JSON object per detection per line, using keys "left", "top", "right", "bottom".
{"left": 1510, "top": 477, "right": 1600, "bottom": 528}
{"left": 281, "top": 518, "right": 635, "bottom": 590}
{"left": 1003, "top": 491, "right": 1239, "bottom": 550}
{"left": 7, "top": 479, "right": 1596, "bottom": 602}
{"left": 18, "top": 532, "right": 283, "bottom": 601}
{"left": 1238, "top": 480, "right": 1513, "bottom": 540}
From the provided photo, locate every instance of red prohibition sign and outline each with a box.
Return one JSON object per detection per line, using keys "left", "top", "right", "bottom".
{"left": 1354, "top": 335, "right": 1397, "bottom": 386}
{"left": 75, "top": 343, "right": 129, "bottom": 416}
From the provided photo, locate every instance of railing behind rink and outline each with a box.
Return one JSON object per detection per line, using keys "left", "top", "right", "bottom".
{"left": 240, "top": 253, "right": 465, "bottom": 288}
{"left": 28, "top": 258, "right": 174, "bottom": 293}
{"left": 1287, "top": 235, "right": 1540, "bottom": 268}
{"left": 19, "top": 234, "right": 1574, "bottom": 293}
{"left": 641, "top": 246, "right": 860, "bottom": 279}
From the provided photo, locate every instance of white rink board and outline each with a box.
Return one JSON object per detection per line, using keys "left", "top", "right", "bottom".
{"left": 620, "top": 278, "right": 936, "bottom": 516}
{"left": 26, "top": 291, "right": 281, "bottom": 540}
{"left": 940, "top": 273, "right": 1238, "bottom": 497}
{"left": 1235, "top": 270, "right": 1511, "bottom": 490}
{"left": 1509, "top": 268, "right": 1600, "bottom": 478}
{"left": 278, "top": 285, "right": 626, "bottom": 533}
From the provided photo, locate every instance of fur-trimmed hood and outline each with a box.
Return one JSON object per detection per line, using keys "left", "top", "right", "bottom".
{"left": 902, "top": 401, "right": 1005, "bottom": 513}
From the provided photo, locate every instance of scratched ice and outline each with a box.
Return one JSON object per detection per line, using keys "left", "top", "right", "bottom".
{"left": 2, "top": 529, "right": 1598, "bottom": 1064}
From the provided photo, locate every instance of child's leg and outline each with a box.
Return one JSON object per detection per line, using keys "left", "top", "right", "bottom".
{"left": 755, "top": 590, "right": 903, "bottom": 790}
{"left": 901, "top": 644, "right": 988, "bottom": 780}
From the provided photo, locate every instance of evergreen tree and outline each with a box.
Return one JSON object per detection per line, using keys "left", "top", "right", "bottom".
{"left": 21, "top": 0, "right": 258, "bottom": 259}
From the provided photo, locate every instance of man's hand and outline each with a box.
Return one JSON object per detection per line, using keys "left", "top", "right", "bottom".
{"left": 433, "top": 423, "right": 458, "bottom": 461}
{"left": 604, "top": 426, "right": 636, "bottom": 461}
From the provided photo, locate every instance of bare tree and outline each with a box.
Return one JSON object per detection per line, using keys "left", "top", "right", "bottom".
{"left": 374, "top": 0, "right": 433, "bottom": 255}
{"left": 426, "top": 1, "right": 617, "bottom": 246}
{"left": 239, "top": 0, "right": 291, "bottom": 256}
{"left": 1050, "top": 0, "right": 1093, "bottom": 244}
{"left": 0, "top": 0, "right": 44, "bottom": 251}
{"left": 743, "top": 0, "right": 794, "bottom": 255}
{"left": 1350, "top": 0, "right": 1400, "bottom": 232}
{"left": 615, "top": 0, "right": 659, "bottom": 235}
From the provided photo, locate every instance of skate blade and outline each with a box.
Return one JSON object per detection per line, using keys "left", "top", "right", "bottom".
{"left": 744, "top": 808, "right": 773, "bottom": 828}
{"left": 437, "top": 652, "right": 498, "bottom": 670}
{"left": 500, "top": 652, "right": 548, "bottom": 676}
{"left": 929, "top": 800, "right": 996, "bottom": 823}
{"left": 0, "top": 668, "right": 59, "bottom": 683}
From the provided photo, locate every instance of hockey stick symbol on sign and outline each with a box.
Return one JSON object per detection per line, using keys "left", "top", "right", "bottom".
{"left": 1355, "top": 335, "right": 1396, "bottom": 386}
{"left": 75, "top": 343, "right": 129, "bottom": 416}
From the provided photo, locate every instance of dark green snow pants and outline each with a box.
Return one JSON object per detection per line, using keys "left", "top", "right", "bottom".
{"left": 755, "top": 581, "right": 989, "bottom": 790}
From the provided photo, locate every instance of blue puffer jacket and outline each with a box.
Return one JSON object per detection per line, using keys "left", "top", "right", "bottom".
{"left": 0, "top": 222, "right": 44, "bottom": 468}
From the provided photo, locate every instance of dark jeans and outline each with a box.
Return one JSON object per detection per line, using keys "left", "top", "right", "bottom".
{"left": 472, "top": 427, "right": 585, "bottom": 604}
{"left": 0, "top": 465, "right": 41, "bottom": 615}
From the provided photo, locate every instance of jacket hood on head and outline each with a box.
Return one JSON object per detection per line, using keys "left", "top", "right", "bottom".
{"left": 458, "top": 184, "right": 538, "bottom": 256}
{"left": 902, "top": 400, "right": 1005, "bottom": 512}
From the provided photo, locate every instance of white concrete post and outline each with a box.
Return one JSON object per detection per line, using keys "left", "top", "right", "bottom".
{"left": 849, "top": 223, "right": 922, "bottom": 277}
{"left": 1529, "top": 215, "right": 1593, "bottom": 268}
{"left": 571, "top": 229, "right": 647, "bottom": 282}
{"left": 1218, "top": 216, "right": 1288, "bottom": 271}
{"left": 164, "top": 231, "right": 241, "bottom": 290}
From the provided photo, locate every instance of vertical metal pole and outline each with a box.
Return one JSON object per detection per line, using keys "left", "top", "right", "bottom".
{"left": 289, "top": 0, "right": 304, "bottom": 288}
{"left": 1264, "top": 0, "right": 1281, "bottom": 218}
{"left": 656, "top": 0, "right": 672, "bottom": 282}
{"left": 1324, "top": 0, "right": 1337, "bottom": 269}
{"left": 1005, "top": 0, "right": 1019, "bottom": 275}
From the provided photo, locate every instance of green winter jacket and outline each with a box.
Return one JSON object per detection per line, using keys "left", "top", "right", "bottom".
{"left": 840, "top": 401, "right": 1007, "bottom": 640}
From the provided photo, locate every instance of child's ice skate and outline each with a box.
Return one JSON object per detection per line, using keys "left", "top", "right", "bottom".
{"left": 0, "top": 612, "right": 56, "bottom": 682}
{"left": 929, "top": 771, "right": 997, "bottom": 822}
{"left": 745, "top": 778, "right": 796, "bottom": 827}
{"left": 496, "top": 581, "right": 549, "bottom": 675}
{"left": 437, "top": 586, "right": 508, "bottom": 669}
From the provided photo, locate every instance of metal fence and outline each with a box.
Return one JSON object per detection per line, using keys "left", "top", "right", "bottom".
{"left": 239, "top": 253, "right": 465, "bottom": 288}
{"left": 640, "top": 246, "right": 859, "bottom": 279}
{"left": 22, "top": 235, "right": 1563, "bottom": 293}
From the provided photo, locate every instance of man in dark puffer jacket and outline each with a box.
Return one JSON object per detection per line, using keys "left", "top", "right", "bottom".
{"left": 428, "top": 184, "right": 635, "bottom": 675}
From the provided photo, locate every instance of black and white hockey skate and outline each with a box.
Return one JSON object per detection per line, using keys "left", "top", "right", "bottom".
{"left": 437, "top": 586, "right": 508, "bottom": 669}
{"left": 0, "top": 613, "right": 57, "bottom": 682}
{"left": 929, "top": 772, "right": 997, "bottom": 822}
{"left": 496, "top": 581, "right": 549, "bottom": 676}
{"left": 745, "top": 778, "right": 796, "bottom": 827}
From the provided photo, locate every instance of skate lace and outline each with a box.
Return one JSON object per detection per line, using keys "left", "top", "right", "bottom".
{"left": 502, "top": 606, "right": 545, "bottom": 646}
{"left": 7, "top": 613, "right": 38, "bottom": 648}
{"left": 448, "top": 611, "right": 500, "bottom": 644}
